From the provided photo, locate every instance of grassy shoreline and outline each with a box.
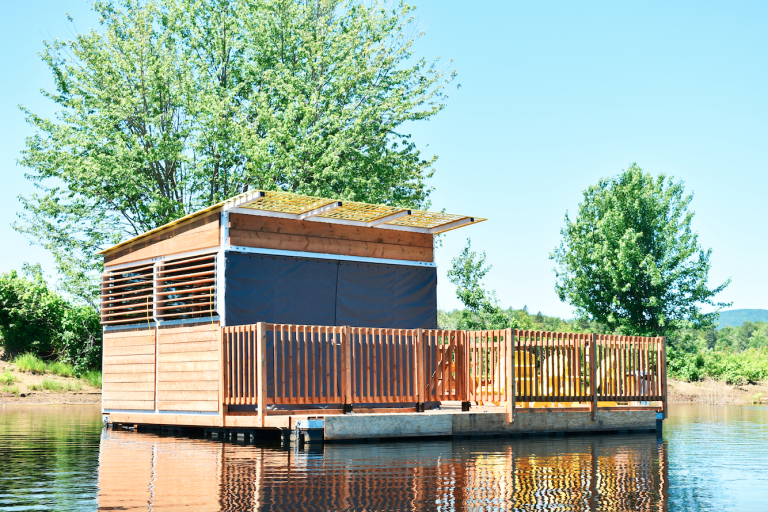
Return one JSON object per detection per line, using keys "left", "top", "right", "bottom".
{"left": 1, "top": 354, "right": 101, "bottom": 405}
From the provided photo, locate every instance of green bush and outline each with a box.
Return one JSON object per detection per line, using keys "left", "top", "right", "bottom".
{"left": 13, "top": 353, "right": 48, "bottom": 374}
{"left": 668, "top": 346, "right": 768, "bottom": 385}
{"left": 2, "top": 385, "right": 20, "bottom": 396}
{"left": 30, "top": 378, "right": 63, "bottom": 392}
{"left": 47, "top": 361, "right": 76, "bottom": 378}
{"left": 0, "top": 269, "right": 101, "bottom": 372}
{"left": 0, "top": 370, "right": 17, "bottom": 386}
{"left": 82, "top": 370, "right": 102, "bottom": 389}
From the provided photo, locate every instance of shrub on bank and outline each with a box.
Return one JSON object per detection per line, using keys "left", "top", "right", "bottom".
{"left": 668, "top": 346, "right": 768, "bottom": 385}
{"left": 0, "top": 269, "right": 102, "bottom": 373}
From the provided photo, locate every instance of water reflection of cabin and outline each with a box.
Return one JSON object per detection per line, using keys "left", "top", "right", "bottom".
{"left": 99, "top": 189, "right": 667, "bottom": 439}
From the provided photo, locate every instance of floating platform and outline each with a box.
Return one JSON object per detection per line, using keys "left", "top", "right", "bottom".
{"left": 107, "top": 406, "right": 662, "bottom": 445}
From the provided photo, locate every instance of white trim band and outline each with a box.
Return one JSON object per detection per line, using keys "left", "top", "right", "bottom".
{"left": 225, "top": 245, "right": 436, "bottom": 267}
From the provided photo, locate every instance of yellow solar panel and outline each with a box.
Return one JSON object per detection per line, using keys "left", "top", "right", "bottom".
{"left": 385, "top": 211, "right": 468, "bottom": 229}
{"left": 241, "top": 191, "right": 335, "bottom": 214}
{"left": 317, "top": 202, "right": 404, "bottom": 222}
{"left": 233, "top": 190, "right": 483, "bottom": 229}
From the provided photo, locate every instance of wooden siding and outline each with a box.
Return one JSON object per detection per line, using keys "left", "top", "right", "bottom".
{"left": 228, "top": 213, "right": 434, "bottom": 262}
{"left": 157, "top": 323, "right": 220, "bottom": 412}
{"left": 104, "top": 213, "right": 220, "bottom": 266}
{"left": 103, "top": 328, "right": 156, "bottom": 410}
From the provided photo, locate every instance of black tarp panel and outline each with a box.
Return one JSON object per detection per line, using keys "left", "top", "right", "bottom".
{"left": 225, "top": 253, "right": 338, "bottom": 327}
{"left": 335, "top": 263, "right": 395, "bottom": 328}
{"left": 224, "top": 252, "right": 437, "bottom": 329}
{"left": 394, "top": 265, "right": 439, "bottom": 329}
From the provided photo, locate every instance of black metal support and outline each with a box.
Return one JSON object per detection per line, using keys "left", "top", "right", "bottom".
{"left": 343, "top": 404, "right": 354, "bottom": 414}
{"left": 461, "top": 401, "right": 471, "bottom": 412}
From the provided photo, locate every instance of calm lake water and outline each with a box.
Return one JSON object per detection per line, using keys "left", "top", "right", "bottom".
{"left": 0, "top": 404, "right": 767, "bottom": 511}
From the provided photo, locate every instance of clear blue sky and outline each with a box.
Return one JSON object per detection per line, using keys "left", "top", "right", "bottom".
{"left": 1, "top": 1, "right": 766, "bottom": 318}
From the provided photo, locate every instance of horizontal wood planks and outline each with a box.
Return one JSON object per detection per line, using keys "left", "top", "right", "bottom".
{"left": 104, "top": 213, "right": 220, "bottom": 266}
{"left": 103, "top": 328, "right": 156, "bottom": 410}
{"left": 228, "top": 213, "right": 433, "bottom": 262}
{"left": 157, "top": 323, "right": 220, "bottom": 412}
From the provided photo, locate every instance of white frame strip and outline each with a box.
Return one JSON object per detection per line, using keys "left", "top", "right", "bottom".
{"left": 225, "top": 245, "right": 436, "bottom": 267}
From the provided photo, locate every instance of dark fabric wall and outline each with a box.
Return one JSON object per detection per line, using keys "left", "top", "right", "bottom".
{"left": 224, "top": 252, "right": 437, "bottom": 329}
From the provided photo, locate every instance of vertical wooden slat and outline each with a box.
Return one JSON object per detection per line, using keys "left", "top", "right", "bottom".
{"left": 302, "top": 325, "right": 308, "bottom": 404}
{"left": 247, "top": 325, "right": 253, "bottom": 405}
{"left": 237, "top": 326, "right": 242, "bottom": 405}
{"left": 644, "top": 335, "right": 650, "bottom": 399}
{"left": 256, "top": 322, "right": 267, "bottom": 427}
{"left": 506, "top": 328, "right": 515, "bottom": 422}
{"left": 388, "top": 330, "right": 395, "bottom": 402}
{"left": 343, "top": 325, "right": 352, "bottom": 406}
{"left": 484, "top": 331, "right": 489, "bottom": 403}
{"left": 223, "top": 328, "right": 230, "bottom": 405}
{"left": 422, "top": 330, "right": 428, "bottom": 402}
{"left": 243, "top": 326, "right": 250, "bottom": 405}
{"left": 228, "top": 327, "right": 233, "bottom": 405}
{"left": 328, "top": 326, "right": 334, "bottom": 401}
{"left": 361, "top": 329, "right": 367, "bottom": 401}
{"left": 656, "top": 337, "right": 662, "bottom": 399}
{"left": 414, "top": 329, "right": 421, "bottom": 403}
{"left": 401, "top": 330, "right": 406, "bottom": 401}
{"left": 245, "top": 325, "right": 250, "bottom": 405}
{"left": 234, "top": 326, "right": 240, "bottom": 405}
{"left": 276, "top": 325, "right": 283, "bottom": 403}
{"left": 554, "top": 332, "right": 561, "bottom": 400}
{"left": 418, "top": 330, "right": 424, "bottom": 402}
{"left": 590, "top": 333, "right": 597, "bottom": 420}
{"left": 379, "top": 328, "right": 386, "bottom": 404}
{"left": 220, "top": 327, "right": 227, "bottom": 409}
{"left": 661, "top": 336, "right": 668, "bottom": 419}
{"left": 462, "top": 331, "right": 468, "bottom": 402}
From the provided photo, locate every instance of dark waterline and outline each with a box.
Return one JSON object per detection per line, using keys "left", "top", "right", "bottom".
{"left": 1, "top": 404, "right": 767, "bottom": 511}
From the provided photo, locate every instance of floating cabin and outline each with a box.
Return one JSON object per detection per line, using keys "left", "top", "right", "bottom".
{"left": 100, "top": 190, "right": 668, "bottom": 442}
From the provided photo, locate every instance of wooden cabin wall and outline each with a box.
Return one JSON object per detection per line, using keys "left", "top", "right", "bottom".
{"left": 103, "top": 213, "right": 221, "bottom": 266}
{"left": 228, "top": 213, "right": 434, "bottom": 262}
{"left": 157, "top": 323, "right": 220, "bottom": 413}
{"left": 103, "top": 328, "right": 157, "bottom": 411}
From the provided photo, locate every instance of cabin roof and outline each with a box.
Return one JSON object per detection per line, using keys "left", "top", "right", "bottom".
{"left": 98, "top": 189, "right": 485, "bottom": 255}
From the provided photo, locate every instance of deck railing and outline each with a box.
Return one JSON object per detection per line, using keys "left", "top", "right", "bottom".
{"left": 221, "top": 323, "right": 667, "bottom": 422}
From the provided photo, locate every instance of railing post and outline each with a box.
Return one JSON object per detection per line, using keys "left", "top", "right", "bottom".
{"left": 256, "top": 322, "right": 267, "bottom": 427}
{"left": 416, "top": 328, "right": 425, "bottom": 412}
{"left": 506, "top": 328, "right": 515, "bottom": 423}
{"left": 461, "top": 331, "right": 471, "bottom": 411}
{"left": 343, "top": 326, "right": 353, "bottom": 412}
{"left": 590, "top": 333, "right": 597, "bottom": 421}
{"left": 661, "top": 336, "right": 668, "bottom": 419}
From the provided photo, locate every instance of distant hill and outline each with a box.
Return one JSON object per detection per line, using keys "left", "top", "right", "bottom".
{"left": 717, "top": 309, "right": 768, "bottom": 328}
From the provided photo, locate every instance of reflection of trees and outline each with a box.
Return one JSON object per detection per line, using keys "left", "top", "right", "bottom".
{"left": 98, "top": 431, "right": 671, "bottom": 511}
{"left": 0, "top": 407, "right": 102, "bottom": 511}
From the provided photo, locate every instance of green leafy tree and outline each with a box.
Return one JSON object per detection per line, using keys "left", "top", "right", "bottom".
{"left": 447, "top": 239, "right": 516, "bottom": 330}
{"left": 551, "top": 164, "right": 730, "bottom": 336}
{"left": 0, "top": 265, "right": 102, "bottom": 372}
{"left": 16, "top": 0, "right": 456, "bottom": 305}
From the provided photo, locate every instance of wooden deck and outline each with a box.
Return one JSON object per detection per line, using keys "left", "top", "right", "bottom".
{"left": 104, "top": 323, "right": 667, "bottom": 440}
